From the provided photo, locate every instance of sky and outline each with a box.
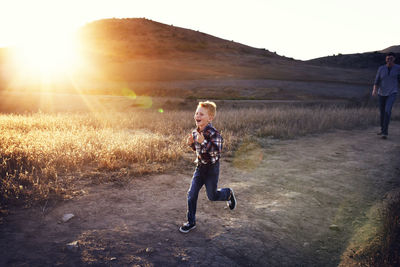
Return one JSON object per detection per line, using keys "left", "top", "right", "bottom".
{"left": 1, "top": 0, "right": 399, "bottom": 60}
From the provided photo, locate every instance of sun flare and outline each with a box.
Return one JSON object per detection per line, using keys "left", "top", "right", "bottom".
{"left": 11, "top": 31, "right": 82, "bottom": 81}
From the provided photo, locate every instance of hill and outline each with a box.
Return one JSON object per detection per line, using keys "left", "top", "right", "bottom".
{"left": 75, "top": 18, "right": 373, "bottom": 84}
{"left": 0, "top": 18, "right": 377, "bottom": 101}
{"left": 78, "top": 18, "right": 281, "bottom": 60}
{"left": 307, "top": 46, "right": 400, "bottom": 69}
{"left": 380, "top": 45, "right": 400, "bottom": 53}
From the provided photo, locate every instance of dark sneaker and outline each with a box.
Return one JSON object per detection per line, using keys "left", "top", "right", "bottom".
{"left": 179, "top": 222, "right": 196, "bottom": 233}
{"left": 227, "top": 189, "right": 236, "bottom": 210}
{"left": 382, "top": 134, "right": 388, "bottom": 139}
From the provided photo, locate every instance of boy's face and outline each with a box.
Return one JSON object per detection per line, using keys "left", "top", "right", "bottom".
{"left": 194, "top": 106, "right": 213, "bottom": 130}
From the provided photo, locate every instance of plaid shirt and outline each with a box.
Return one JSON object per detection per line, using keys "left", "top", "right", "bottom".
{"left": 190, "top": 123, "right": 223, "bottom": 165}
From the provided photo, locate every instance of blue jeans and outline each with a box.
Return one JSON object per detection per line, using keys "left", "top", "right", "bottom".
{"left": 379, "top": 93, "right": 397, "bottom": 135}
{"left": 187, "top": 161, "right": 231, "bottom": 224}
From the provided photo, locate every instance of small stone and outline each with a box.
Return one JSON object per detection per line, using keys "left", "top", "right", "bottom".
{"left": 145, "top": 247, "right": 153, "bottom": 253}
{"left": 303, "top": 242, "right": 310, "bottom": 247}
{"left": 329, "top": 224, "right": 340, "bottom": 231}
{"left": 66, "top": 241, "right": 79, "bottom": 251}
{"left": 110, "top": 257, "right": 117, "bottom": 261}
{"left": 62, "top": 213, "right": 75, "bottom": 223}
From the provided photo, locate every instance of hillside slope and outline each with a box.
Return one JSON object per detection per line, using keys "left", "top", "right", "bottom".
{"left": 1, "top": 18, "right": 376, "bottom": 100}
{"left": 78, "top": 18, "right": 280, "bottom": 60}
{"left": 381, "top": 45, "right": 400, "bottom": 53}
{"left": 307, "top": 46, "right": 400, "bottom": 69}
{"left": 76, "top": 18, "right": 373, "bottom": 84}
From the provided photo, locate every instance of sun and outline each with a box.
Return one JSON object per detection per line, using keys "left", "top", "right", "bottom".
{"left": 11, "top": 30, "right": 82, "bottom": 82}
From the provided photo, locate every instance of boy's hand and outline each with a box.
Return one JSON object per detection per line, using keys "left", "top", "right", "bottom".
{"left": 197, "top": 132, "right": 205, "bottom": 143}
{"left": 187, "top": 133, "right": 194, "bottom": 146}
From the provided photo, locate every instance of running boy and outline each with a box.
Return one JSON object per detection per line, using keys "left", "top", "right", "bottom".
{"left": 179, "top": 101, "right": 236, "bottom": 233}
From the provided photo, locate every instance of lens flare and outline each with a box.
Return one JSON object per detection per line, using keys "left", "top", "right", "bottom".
{"left": 233, "top": 140, "right": 264, "bottom": 171}
{"left": 137, "top": 96, "right": 153, "bottom": 109}
{"left": 121, "top": 88, "right": 137, "bottom": 100}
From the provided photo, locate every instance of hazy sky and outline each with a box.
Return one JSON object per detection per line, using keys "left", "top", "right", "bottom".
{"left": 1, "top": 0, "right": 399, "bottom": 60}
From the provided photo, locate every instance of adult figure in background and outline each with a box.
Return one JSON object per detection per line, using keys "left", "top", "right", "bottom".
{"left": 372, "top": 52, "right": 400, "bottom": 139}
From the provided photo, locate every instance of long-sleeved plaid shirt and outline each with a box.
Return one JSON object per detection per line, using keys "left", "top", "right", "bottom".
{"left": 190, "top": 123, "right": 223, "bottom": 165}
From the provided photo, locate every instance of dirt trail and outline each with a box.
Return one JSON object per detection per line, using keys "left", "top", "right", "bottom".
{"left": 1, "top": 122, "right": 399, "bottom": 266}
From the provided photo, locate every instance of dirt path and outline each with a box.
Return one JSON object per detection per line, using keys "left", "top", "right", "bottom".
{"left": 1, "top": 122, "right": 399, "bottom": 266}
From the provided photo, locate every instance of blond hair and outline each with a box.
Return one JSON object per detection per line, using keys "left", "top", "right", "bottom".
{"left": 198, "top": 101, "right": 217, "bottom": 118}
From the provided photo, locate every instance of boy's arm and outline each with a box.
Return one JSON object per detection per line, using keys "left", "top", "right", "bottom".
{"left": 187, "top": 132, "right": 196, "bottom": 151}
{"left": 190, "top": 143, "right": 196, "bottom": 151}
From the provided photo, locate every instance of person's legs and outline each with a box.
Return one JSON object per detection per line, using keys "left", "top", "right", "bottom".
{"left": 382, "top": 93, "right": 397, "bottom": 135}
{"left": 203, "top": 162, "right": 231, "bottom": 202}
{"left": 378, "top": 95, "right": 387, "bottom": 134}
{"left": 187, "top": 166, "right": 204, "bottom": 225}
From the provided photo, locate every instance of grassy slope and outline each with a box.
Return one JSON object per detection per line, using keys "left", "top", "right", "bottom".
{"left": 77, "top": 18, "right": 373, "bottom": 84}
{"left": 1, "top": 18, "right": 375, "bottom": 100}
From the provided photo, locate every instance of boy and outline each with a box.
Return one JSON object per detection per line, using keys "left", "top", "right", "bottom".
{"left": 179, "top": 101, "right": 236, "bottom": 233}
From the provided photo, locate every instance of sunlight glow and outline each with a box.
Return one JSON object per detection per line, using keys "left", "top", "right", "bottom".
{"left": 11, "top": 31, "right": 81, "bottom": 80}
{"left": 1, "top": 0, "right": 399, "bottom": 60}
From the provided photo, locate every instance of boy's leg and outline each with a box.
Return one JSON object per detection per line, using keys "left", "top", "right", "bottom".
{"left": 187, "top": 166, "right": 204, "bottom": 225}
{"left": 383, "top": 93, "right": 397, "bottom": 135}
{"left": 204, "top": 162, "right": 231, "bottom": 201}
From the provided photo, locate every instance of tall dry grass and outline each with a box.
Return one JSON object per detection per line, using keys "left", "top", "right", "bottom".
{"left": 339, "top": 189, "right": 400, "bottom": 267}
{"left": 0, "top": 105, "right": 392, "bottom": 208}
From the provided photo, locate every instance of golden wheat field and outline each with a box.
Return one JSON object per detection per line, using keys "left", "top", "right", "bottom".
{"left": 0, "top": 105, "right": 392, "bottom": 210}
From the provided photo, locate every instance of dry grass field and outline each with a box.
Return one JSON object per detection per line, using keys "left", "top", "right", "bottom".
{"left": 0, "top": 105, "right": 388, "bottom": 211}
{"left": 1, "top": 103, "right": 399, "bottom": 266}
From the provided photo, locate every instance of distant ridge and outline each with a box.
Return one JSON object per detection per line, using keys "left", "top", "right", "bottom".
{"left": 380, "top": 45, "right": 400, "bottom": 53}
{"left": 307, "top": 46, "right": 400, "bottom": 69}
